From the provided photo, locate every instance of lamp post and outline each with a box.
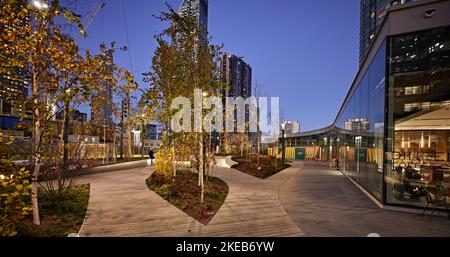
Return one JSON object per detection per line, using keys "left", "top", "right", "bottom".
{"left": 102, "top": 124, "right": 107, "bottom": 165}
{"left": 281, "top": 123, "right": 286, "bottom": 164}
{"left": 141, "top": 114, "right": 145, "bottom": 160}
{"left": 120, "top": 100, "right": 124, "bottom": 160}
{"left": 336, "top": 137, "right": 340, "bottom": 169}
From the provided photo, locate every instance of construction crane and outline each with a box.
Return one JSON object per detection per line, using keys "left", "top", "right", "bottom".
{"left": 76, "top": 0, "right": 105, "bottom": 41}
{"left": 84, "top": 0, "right": 105, "bottom": 32}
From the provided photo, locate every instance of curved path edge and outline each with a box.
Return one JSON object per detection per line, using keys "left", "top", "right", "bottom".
{"left": 78, "top": 161, "right": 304, "bottom": 237}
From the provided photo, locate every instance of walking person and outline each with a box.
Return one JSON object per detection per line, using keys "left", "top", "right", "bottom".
{"left": 148, "top": 148, "right": 155, "bottom": 165}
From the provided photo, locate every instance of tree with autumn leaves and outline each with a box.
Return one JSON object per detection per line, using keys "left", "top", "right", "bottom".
{"left": 0, "top": 0, "right": 138, "bottom": 227}
{"left": 142, "top": 2, "right": 224, "bottom": 204}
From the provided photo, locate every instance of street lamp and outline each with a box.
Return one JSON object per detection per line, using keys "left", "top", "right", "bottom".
{"left": 281, "top": 123, "right": 286, "bottom": 163}
{"left": 31, "top": 0, "right": 48, "bottom": 9}
{"left": 141, "top": 113, "right": 145, "bottom": 160}
{"left": 93, "top": 136, "right": 98, "bottom": 164}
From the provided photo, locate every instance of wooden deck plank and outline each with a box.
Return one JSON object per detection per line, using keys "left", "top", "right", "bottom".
{"left": 78, "top": 162, "right": 304, "bottom": 237}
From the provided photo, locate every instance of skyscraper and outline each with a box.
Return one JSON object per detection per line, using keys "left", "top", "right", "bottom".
{"left": 91, "top": 48, "right": 113, "bottom": 125}
{"left": 179, "top": 0, "right": 208, "bottom": 41}
{"left": 221, "top": 54, "right": 255, "bottom": 147}
{"left": 221, "top": 54, "right": 252, "bottom": 99}
{"left": 0, "top": 69, "right": 28, "bottom": 117}
{"left": 0, "top": 2, "right": 30, "bottom": 130}
{"left": 359, "top": 0, "right": 416, "bottom": 65}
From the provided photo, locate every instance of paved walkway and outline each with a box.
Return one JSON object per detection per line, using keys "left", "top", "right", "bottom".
{"left": 79, "top": 160, "right": 450, "bottom": 237}
{"left": 280, "top": 161, "right": 450, "bottom": 237}
{"left": 79, "top": 163, "right": 304, "bottom": 237}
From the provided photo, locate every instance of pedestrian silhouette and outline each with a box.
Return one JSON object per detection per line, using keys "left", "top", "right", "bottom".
{"left": 148, "top": 149, "right": 155, "bottom": 165}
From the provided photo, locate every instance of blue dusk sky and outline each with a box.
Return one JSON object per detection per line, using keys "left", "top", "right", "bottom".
{"left": 78, "top": 0, "right": 360, "bottom": 132}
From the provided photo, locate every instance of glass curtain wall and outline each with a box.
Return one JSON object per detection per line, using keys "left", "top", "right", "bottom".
{"left": 280, "top": 26, "right": 450, "bottom": 209}
{"left": 386, "top": 26, "right": 450, "bottom": 208}
{"left": 336, "top": 40, "right": 386, "bottom": 201}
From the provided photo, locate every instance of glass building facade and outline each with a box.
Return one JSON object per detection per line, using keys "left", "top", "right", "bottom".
{"left": 359, "top": 0, "right": 416, "bottom": 66}
{"left": 335, "top": 39, "right": 387, "bottom": 200}
{"left": 386, "top": 25, "right": 450, "bottom": 207}
{"left": 271, "top": 1, "right": 450, "bottom": 211}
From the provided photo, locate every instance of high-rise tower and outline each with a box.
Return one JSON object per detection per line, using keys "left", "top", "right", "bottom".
{"left": 179, "top": 0, "right": 208, "bottom": 41}
{"left": 359, "top": 0, "right": 416, "bottom": 65}
{"left": 91, "top": 48, "right": 113, "bottom": 125}
{"left": 221, "top": 54, "right": 252, "bottom": 99}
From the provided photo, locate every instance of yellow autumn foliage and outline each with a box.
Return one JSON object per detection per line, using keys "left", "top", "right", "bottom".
{"left": 154, "top": 147, "right": 173, "bottom": 182}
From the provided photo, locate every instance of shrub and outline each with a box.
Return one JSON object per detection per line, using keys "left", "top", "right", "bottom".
{"left": 0, "top": 168, "right": 32, "bottom": 237}
{"left": 154, "top": 147, "right": 173, "bottom": 183}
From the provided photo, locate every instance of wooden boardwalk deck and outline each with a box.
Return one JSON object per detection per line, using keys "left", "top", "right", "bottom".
{"left": 78, "top": 163, "right": 304, "bottom": 237}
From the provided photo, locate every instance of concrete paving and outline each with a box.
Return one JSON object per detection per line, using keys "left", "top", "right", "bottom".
{"left": 279, "top": 161, "right": 450, "bottom": 237}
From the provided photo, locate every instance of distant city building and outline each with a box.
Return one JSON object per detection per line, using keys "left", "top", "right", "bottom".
{"left": 0, "top": 67, "right": 29, "bottom": 131}
{"left": 146, "top": 124, "right": 158, "bottom": 140}
{"left": 143, "top": 139, "right": 162, "bottom": 152}
{"left": 0, "top": 78, "right": 31, "bottom": 132}
{"left": 0, "top": 69, "right": 28, "bottom": 116}
{"left": 359, "top": 0, "right": 416, "bottom": 65}
{"left": 281, "top": 121, "right": 301, "bottom": 134}
{"left": 0, "top": 5, "right": 30, "bottom": 128}
{"left": 179, "top": 0, "right": 208, "bottom": 42}
{"left": 56, "top": 109, "right": 88, "bottom": 123}
{"left": 220, "top": 53, "right": 255, "bottom": 148}
{"left": 344, "top": 118, "right": 370, "bottom": 131}
{"left": 91, "top": 48, "right": 113, "bottom": 125}
{"left": 221, "top": 54, "right": 252, "bottom": 99}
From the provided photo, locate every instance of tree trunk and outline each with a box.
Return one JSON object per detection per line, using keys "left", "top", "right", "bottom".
{"left": 257, "top": 109, "right": 260, "bottom": 167}
{"left": 199, "top": 133, "right": 204, "bottom": 204}
{"left": 113, "top": 128, "right": 116, "bottom": 163}
{"left": 95, "top": 140, "right": 99, "bottom": 164}
{"left": 141, "top": 124, "right": 144, "bottom": 160}
{"left": 125, "top": 94, "right": 132, "bottom": 160}
{"left": 205, "top": 154, "right": 210, "bottom": 182}
{"left": 127, "top": 126, "right": 132, "bottom": 160}
{"left": 31, "top": 69, "right": 41, "bottom": 226}
{"left": 60, "top": 99, "right": 70, "bottom": 190}
{"left": 171, "top": 138, "right": 176, "bottom": 178}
